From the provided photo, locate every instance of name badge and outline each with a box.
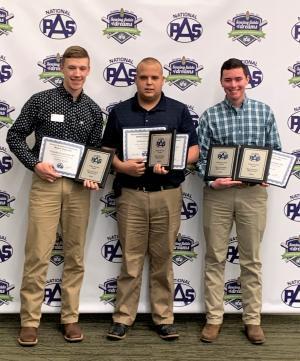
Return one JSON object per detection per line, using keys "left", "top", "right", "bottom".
{"left": 51, "top": 114, "right": 64, "bottom": 123}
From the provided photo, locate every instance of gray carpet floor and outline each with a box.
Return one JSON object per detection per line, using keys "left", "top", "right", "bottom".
{"left": 0, "top": 313, "right": 299, "bottom": 361}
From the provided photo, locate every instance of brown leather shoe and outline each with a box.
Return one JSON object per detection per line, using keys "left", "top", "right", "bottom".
{"left": 63, "top": 322, "right": 83, "bottom": 342}
{"left": 200, "top": 323, "right": 221, "bottom": 343}
{"left": 18, "top": 327, "right": 38, "bottom": 346}
{"left": 245, "top": 324, "right": 265, "bottom": 344}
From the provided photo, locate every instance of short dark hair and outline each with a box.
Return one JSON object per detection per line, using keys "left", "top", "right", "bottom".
{"left": 61, "top": 46, "right": 89, "bottom": 66}
{"left": 220, "top": 58, "right": 248, "bottom": 79}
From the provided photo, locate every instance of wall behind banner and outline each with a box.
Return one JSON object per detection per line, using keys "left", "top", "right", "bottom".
{"left": 0, "top": 0, "right": 300, "bottom": 314}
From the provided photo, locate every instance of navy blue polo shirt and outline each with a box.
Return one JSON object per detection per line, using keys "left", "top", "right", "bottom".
{"left": 102, "top": 92, "right": 198, "bottom": 188}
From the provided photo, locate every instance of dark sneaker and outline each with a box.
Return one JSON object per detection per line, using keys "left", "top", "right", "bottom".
{"left": 156, "top": 324, "right": 179, "bottom": 340}
{"left": 107, "top": 323, "right": 128, "bottom": 340}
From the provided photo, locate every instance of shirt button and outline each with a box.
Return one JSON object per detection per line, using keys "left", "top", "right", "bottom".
{"left": 145, "top": 119, "right": 148, "bottom": 123}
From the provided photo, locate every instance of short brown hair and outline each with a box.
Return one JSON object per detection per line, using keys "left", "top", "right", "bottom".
{"left": 136, "top": 57, "right": 163, "bottom": 74}
{"left": 220, "top": 58, "right": 248, "bottom": 79}
{"left": 61, "top": 46, "right": 89, "bottom": 65}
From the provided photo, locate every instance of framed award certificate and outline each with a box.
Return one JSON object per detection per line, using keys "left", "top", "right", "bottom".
{"left": 205, "top": 144, "right": 272, "bottom": 184}
{"left": 123, "top": 126, "right": 166, "bottom": 161}
{"left": 172, "top": 134, "right": 189, "bottom": 170}
{"left": 235, "top": 145, "right": 272, "bottom": 183}
{"left": 267, "top": 150, "right": 297, "bottom": 188}
{"left": 147, "top": 129, "right": 176, "bottom": 169}
{"left": 75, "top": 147, "right": 114, "bottom": 187}
{"left": 205, "top": 145, "right": 239, "bottom": 180}
{"left": 39, "top": 137, "right": 85, "bottom": 178}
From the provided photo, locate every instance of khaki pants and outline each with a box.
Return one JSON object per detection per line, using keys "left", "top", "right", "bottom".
{"left": 203, "top": 185, "right": 267, "bottom": 325}
{"left": 20, "top": 174, "right": 90, "bottom": 327}
{"left": 113, "top": 187, "right": 182, "bottom": 326}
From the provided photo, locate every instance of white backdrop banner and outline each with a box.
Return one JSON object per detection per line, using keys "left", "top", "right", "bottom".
{"left": 0, "top": 0, "right": 300, "bottom": 314}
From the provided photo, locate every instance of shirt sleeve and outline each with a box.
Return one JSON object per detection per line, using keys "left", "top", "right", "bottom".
{"left": 6, "top": 95, "right": 40, "bottom": 171}
{"left": 101, "top": 107, "right": 122, "bottom": 152}
{"left": 86, "top": 104, "right": 103, "bottom": 148}
{"left": 265, "top": 108, "right": 282, "bottom": 151}
{"left": 197, "top": 111, "right": 212, "bottom": 177}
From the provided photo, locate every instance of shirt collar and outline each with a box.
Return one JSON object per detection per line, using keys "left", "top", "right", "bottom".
{"left": 224, "top": 95, "right": 248, "bottom": 110}
{"left": 58, "top": 85, "right": 85, "bottom": 102}
{"left": 131, "top": 92, "right": 167, "bottom": 112}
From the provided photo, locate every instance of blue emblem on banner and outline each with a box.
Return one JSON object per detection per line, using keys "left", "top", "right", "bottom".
{"left": 284, "top": 194, "right": 300, "bottom": 222}
{"left": 100, "top": 191, "right": 117, "bottom": 220}
{"left": 104, "top": 58, "right": 136, "bottom": 87}
{"left": 0, "top": 148, "right": 13, "bottom": 175}
{"left": 174, "top": 279, "right": 196, "bottom": 307}
{"left": 38, "top": 54, "right": 63, "bottom": 88}
{"left": 44, "top": 279, "right": 62, "bottom": 307}
{"left": 0, "top": 191, "right": 15, "bottom": 219}
{"left": 0, "top": 279, "right": 14, "bottom": 306}
{"left": 99, "top": 278, "right": 117, "bottom": 306}
{"left": 224, "top": 279, "right": 243, "bottom": 310}
{"left": 164, "top": 57, "right": 203, "bottom": 91}
{"left": 167, "top": 13, "right": 202, "bottom": 43}
{"left": 0, "top": 100, "right": 14, "bottom": 129}
{"left": 181, "top": 192, "right": 198, "bottom": 220}
{"left": 173, "top": 233, "right": 198, "bottom": 266}
{"left": 101, "top": 235, "right": 122, "bottom": 263}
{"left": 228, "top": 11, "right": 267, "bottom": 46}
{"left": 102, "top": 8, "right": 142, "bottom": 44}
{"left": 0, "top": 56, "right": 13, "bottom": 83}
{"left": 0, "top": 236, "right": 13, "bottom": 263}
{"left": 281, "top": 236, "right": 300, "bottom": 267}
{"left": 282, "top": 281, "right": 300, "bottom": 308}
{"left": 40, "top": 9, "right": 76, "bottom": 39}
{"left": 0, "top": 8, "right": 14, "bottom": 36}
{"left": 227, "top": 236, "right": 239, "bottom": 264}
{"left": 288, "top": 62, "right": 300, "bottom": 88}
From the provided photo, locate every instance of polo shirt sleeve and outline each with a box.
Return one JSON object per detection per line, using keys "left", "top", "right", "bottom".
{"left": 101, "top": 107, "right": 122, "bottom": 152}
{"left": 180, "top": 105, "right": 198, "bottom": 146}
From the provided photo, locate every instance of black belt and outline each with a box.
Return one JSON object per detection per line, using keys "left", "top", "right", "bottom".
{"left": 125, "top": 184, "right": 179, "bottom": 192}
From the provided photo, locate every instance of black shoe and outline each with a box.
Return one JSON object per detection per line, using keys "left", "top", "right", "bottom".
{"left": 107, "top": 323, "right": 128, "bottom": 340}
{"left": 156, "top": 324, "right": 179, "bottom": 340}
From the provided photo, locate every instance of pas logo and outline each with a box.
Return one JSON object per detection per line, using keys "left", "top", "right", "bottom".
{"left": 281, "top": 236, "right": 300, "bottom": 268}
{"left": 287, "top": 108, "right": 300, "bottom": 134}
{"left": 181, "top": 192, "right": 198, "bottom": 221}
{"left": 291, "top": 150, "right": 300, "bottom": 180}
{"left": 0, "top": 8, "right": 14, "bottom": 36}
{"left": 0, "top": 55, "right": 13, "bottom": 84}
{"left": 228, "top": 11, "right": 267, "bottom": 46}
{"left": 173, "top": 233, "right": 198, "bottom": 266}
{"left": 288, "top": 62, "right": 300, "bottom": 88}
{"left": 102, "top": 8, "right": 142, "bottom": 44}
{"left": 0, "top": 191, "right": 15, "bottom": 219}
{"left": 164, "top": 57, "right": 203, "bottom": 91}
{"left": 242, "top": 60, "right": 263, "bottom": 89}
{"left": 104, "top": 58, "right": 136, "bottom": 87}
{"left": 101, "top": 235, "right": 122, "bottom": 263}
{"left": 99, "top": 278, "right": 117, "bottom": 306}
{"left": 291, "top": 18, "right": 300, "bottom": 43}
{"left": 281, "top": 280, "right": 300, "bottom": 308}
{"left": 0, "top": 236, "right": 13, "bottom": 263}
{"left": 38, "top": 54, "right": 63, "bottom": 88}
{"left": 284, "top": 194, "right": 300, "bottom": 222}
{"left": 227, "top": 236, "right": 239, "bottom": 264}
{"left": 100, "top": 191, "right": 117, "bottom": 221}
{"left": 43, "top": 278, "right": 61, "bottom": 307}
{"left": 224, "top": 278, "right": 243, "bottom": 310}
{"left": 0, "top": 148, "right": 13, "bottom": 175}
{"left": 173, "top": 279, "right": 196, "bottom": 307}
{"left": 167, "top": 12, "right": 202, "bottom": 43}
{"left": 50, "top": 233, "right": 64, "bottom": 266}
{"left": 40, "top": 9, "right": 76, "bottom": 39}
{"left": 0, "top": 100, "right": 15, "bottom": 129}
{"left": 0, "top": 279, "right": 14, "bottom": 306}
